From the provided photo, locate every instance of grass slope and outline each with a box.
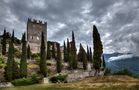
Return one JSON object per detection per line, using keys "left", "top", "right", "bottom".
{"left": 1, "top": 75, "right": 139, "bottom": 90}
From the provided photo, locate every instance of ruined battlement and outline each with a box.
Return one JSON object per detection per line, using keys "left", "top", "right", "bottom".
{"left": 28, "top": 18, "right": 47, "bottom": 25}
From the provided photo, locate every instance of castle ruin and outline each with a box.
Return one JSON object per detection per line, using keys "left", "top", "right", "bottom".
{"left": 27, "top": 18, "right": 47, "bottom": 53}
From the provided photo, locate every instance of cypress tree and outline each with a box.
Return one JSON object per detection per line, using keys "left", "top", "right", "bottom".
{"left": 63, "top": 41, "right": 67, "bottom": 62}
{"left": 40, "top": 32, "right": 47, "bottom": 77}
{"left": 12, "top": 31, "right": 20, "bottom": 79}
{"left": 56, "top": 43, "right": 62, "bottom": 73}
{"left": 92, "top": 25, "right": 103, "bottom": 75}
{"left": 67, "top": 38, "right": 72, "bottom": 69}
{"left": 87, "top": 45, "right": 90, "bottom": 62}
{"left": 4, "top": 39, "right": 14, "bottom": 81}
{"left": 71, "top": 31, "right": 77, "bottom": 69}
{"left": 47, "top": 43, "right": 51, "bottom": 59}
{"left": 20, "top": 33, "right": 27, "bottom": 78}
{"left": 27, "top": 45, "right": 31, "bottom": 59}
{"left": 52, "top": 43, "right": 55, "bottom": 59}
{"left": 89, "top": 47, "right": 93, "bottom": 63}
{"left": 12, "top": 60, "right": 20, "bottom": 80}
{"left": 2, "top": 29, "right": 6, "bottom": 55}
{"left": 102, "top": 55, "right": 106, "bottom": 69}
{"left": 79, "top": 44, "right": 88, "bottom": 70}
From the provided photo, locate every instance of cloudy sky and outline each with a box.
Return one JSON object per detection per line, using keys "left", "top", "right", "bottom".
{"left": 0, "top": 0, "right": 139, "bottom": 55}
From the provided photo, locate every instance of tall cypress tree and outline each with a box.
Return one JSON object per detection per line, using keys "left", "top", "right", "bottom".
{"left": 12, "top": 31, "right": 20, "bottom": 79}
{"left": 71, "top": 31, "right": 77, "bottom": 69}
{"left": 40, "top": 32, "right": 47, "bottom": 77}
{"left": 52, "top": 43, "right": 55, "bottom": 59}
{"left": 27, "top": 45, "right": 31, "bottom": 59}
{"left": 47, "top": 43, "right": 51, "bottom": 59}
{"left": 20, "top": 33, "right": 27, "bottom": 78}
{"left": 87, "top": 45, "right": 90, "bottom": 62}
{"left": 78, "top": 44, "right": 87, "bottom": 70}
{"left": 2, "top": 29, "right": 6, "bottom": 55}
{"left": 102, "top": 55, "right": 106, "bottom": 69}
{"left": 92, "top": 25, "right": 103, "bottom": 75}
{"left": 56, "top": 43, "right": 62, "bottom": 73}
{"left": 89, "top": 47, "right": 93, "bottom": 63}
{"left": 4, "top": 39, "right": 14, "bottom": 81}
{"left": 63, "top": 41, "right": 67, "bottom": 62}
{"left": 67, "top": 38, "right": 72, "bottom": 69}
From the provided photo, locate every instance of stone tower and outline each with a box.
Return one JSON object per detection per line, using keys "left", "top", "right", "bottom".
{"left": 27, "top": 18, "right": 47, "bottom": 53}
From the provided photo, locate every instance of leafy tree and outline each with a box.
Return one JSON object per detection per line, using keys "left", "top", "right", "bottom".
{"left": 20, "top": 33, "right": 27, "bottom": 78}
{"left": 92, "top": 25, "right": 103, "bottom": 76}
{"left": 27, "top": 45, "right": 31, "bottom": 59}
{"left": 71, "top": 31, "right": 77, "bottom": 69}
{"left": 40, "top": 32, "right": 47, "bottom": 77}
{"left": 63, "top": 41, "right": 68, "bottom": 62}
{"left": 4, "top": 39, "right": 14, "bottom": 81}
{"left": 1, "top": 29, "right": 6, "bottom": 55}
{"left": 56, "top": 43, "right": 62, "bottom": 73}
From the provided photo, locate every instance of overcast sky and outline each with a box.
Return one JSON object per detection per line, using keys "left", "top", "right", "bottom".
{"left": 0, "top": 0, "right": 139, "bottom": 55}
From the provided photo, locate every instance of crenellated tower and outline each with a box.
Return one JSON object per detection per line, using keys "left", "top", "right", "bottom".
{"left": 27, "top": 18, "right": 47, "bottom": 53}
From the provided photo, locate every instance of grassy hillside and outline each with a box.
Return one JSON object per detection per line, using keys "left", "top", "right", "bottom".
{"left": 1, "top": 75, "right": 139, "bottom": 90}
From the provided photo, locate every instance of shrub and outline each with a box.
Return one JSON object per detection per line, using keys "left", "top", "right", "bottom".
{"left": 50, "top": 74, "right": 67, "bottom": 83}
{"left": 113, "top": 69, "right": 133, "bottom": 76}
{"left": 104, "top": 68, "right": 111, "bottom": 75}
{"left": 0, "top": 55, "right": 5, "bottom": 69}
{"left": 12, "top": 74, "right": 39, "bottom": 86}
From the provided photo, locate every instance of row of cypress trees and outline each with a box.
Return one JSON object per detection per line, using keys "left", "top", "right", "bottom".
{"left": 4, "top": 31, "right": 27, "bottom": 81}
{"left": 62, "top": 25, "right": 106, "bottom": 73}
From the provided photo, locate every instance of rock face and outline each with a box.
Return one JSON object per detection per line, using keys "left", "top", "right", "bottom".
{"left": 67, "top": 70, "right": 104, "bottom": 82}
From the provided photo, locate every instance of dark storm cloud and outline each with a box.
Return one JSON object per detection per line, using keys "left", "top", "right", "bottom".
{"left": 0, "top": 0, "right": 139, "bottom": 55}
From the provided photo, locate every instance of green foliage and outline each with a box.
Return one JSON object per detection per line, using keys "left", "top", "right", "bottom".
{"left": 0, "top": 55, "right": 5, "bottom": 69}
{"left": 4, "top": 39, "right": 14, "bottom": 81}
{"left": 56, "top": 43, "right": 62, "bottom": 73}
{"left": 12, "top": 61, "right": 20, "bottom": 80}
{"left": 49, "top": 74, "right": 67, "bottom": 83}
{"left": 104, "top": 68, "right": 111, "bottom": 75}
{"left": 113, "top": 69, "right": 133, "bottom": 76}
{"left": 20, "top": 33, "right": 27, "bottom": 78}
{"left": 52, "top": 43, "right": 55, "bottom": 59}
{"left": 40, "top": 32, "right": 47, "bottom": 77}
{"left": 27, "top": 45, "right": 31, "bottom": 59}
{"left": 14, "top": 48, "right": 21, "bottom": 58}
{"left": 63, "top": 41, "right": 68, "bottom": 62}
{"left": 47, "top": 42, "right": 51, "bottom": 59}
{"left": 86, "top": 46, "right": 90, "bottom": 62}
{"left": 89, "top": 47, "right": 93, "bottom": 63}
{"left": 102, "top": 55, "right": 106, "bottom": 69}
{"left": 11, "top": 75, "right": 39, "bottom": 86}
{"left": 71, "top": 31, "right": 77, "bottom": 69}
{"left": 1, "top": 29, "right": 7, "bottom": 55}
{"left": 92, "top": 25, "right": 103, "bottom": 70}
{"left": 78, "top": 44, "right": 88, "bottom": 70}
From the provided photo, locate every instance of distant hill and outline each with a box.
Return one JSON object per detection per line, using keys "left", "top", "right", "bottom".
{"left": 104, "top": 53, "right": 139, "bottom": 76}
